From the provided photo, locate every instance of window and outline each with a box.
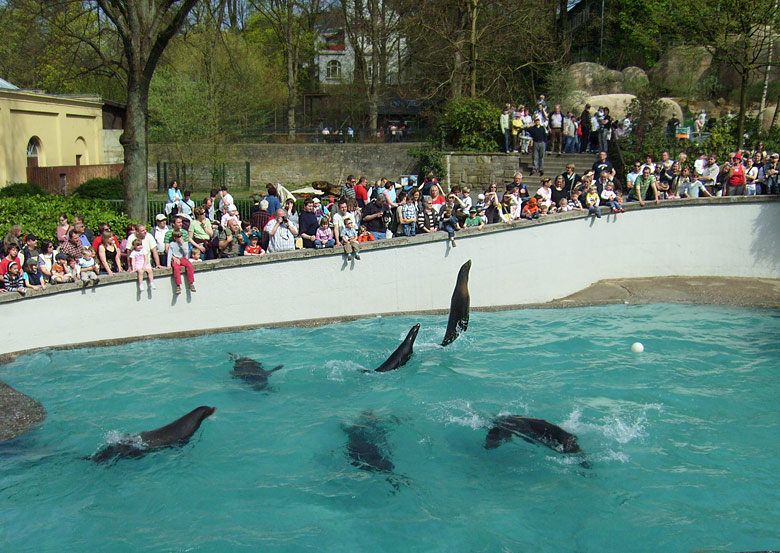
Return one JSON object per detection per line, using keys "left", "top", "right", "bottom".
{"left": 326, "top": 60, "right": 342, "bottom": 80}
{"left": 26, "top": 137, "right": 41, "bottom": 168}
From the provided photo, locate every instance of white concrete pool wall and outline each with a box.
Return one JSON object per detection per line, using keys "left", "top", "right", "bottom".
{"left": 1, "top": 197, "right": 779, "bottom": 357}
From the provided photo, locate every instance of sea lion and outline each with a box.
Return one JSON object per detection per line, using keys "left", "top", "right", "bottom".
{"left": 229, "top": 353, "right": 284, "bottom": 391}
{"left": 441, "top": 260, "right": 471, "bottom": 347}
{"left": 374, "top": 324, "right": 420, "bottom": 372}
{"left": 343, "top": 411, "right": 403, "bottom": 490}
{"left": 485, "top": 415, "right": 590, "bottom": 467}
{"left": 88, "top": 406, "right": 216, "bottom": 464}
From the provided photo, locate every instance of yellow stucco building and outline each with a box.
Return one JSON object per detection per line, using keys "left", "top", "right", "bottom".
{"left": 0, "top": 78, "right": 111, "bottom": 187}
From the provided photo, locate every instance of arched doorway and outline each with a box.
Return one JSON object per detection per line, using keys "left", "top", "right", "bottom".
{"left": 26, "top": 137, "right": 42, "bottom": 168}
{"left": 74, "top": 137, "right": 88, "bottom": 166}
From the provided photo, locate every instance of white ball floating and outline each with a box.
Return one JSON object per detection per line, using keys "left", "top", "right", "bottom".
{"left": 631, "top": 342, "right": 644, "bottom": 353}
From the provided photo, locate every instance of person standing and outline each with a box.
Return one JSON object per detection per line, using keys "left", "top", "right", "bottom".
{"left": 579, "top": 104, "right": 592, "bottom": 153}
{"left": 500, "top": 105, "right": 511, "bottom": 153}
{"left": 549, "top": 105, "right": 564, "bottom": 156}
{"left": 527, "top": 117, "right": 548, "bottom": 177}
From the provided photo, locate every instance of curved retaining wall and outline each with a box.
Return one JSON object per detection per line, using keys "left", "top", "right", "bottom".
{"left": 1, "top": 197, "right": 779, "bottom": 357}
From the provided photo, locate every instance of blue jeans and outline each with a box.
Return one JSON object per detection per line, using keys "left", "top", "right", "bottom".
{"left": 607, "top": 200, "right": 623, "bottom": 211}
{"left": 370, "top": 231, "right": 386, "bottom": 240}
{"left": 588, "top": 205, "right": 602, "bottom": 217}
{"left": 504, "top": 129, "right": 511, "bottom": 152}
{"left": 315, "top": 238, "right": 335, "bottom": 248}
{"left": 402, "top": 223, "right": 417, "bottom": 236}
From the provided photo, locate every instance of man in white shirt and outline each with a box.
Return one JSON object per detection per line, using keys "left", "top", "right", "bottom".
{"left": 125, "top": 224, "right": 162, "bottom": 268}
{"left": 549, "top": 105, "right": 564, "bottom": 156}
{"left": 153, "top": 214, "right": 168, "bottom": 259}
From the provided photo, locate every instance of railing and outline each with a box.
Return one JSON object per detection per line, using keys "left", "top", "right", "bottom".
{"left": 102, "top": 199, "right": 257, "bottom": 224}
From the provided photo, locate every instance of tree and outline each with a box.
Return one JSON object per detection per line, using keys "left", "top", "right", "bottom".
{"left": 249, "top": 0, "right": 325, "bottom": 139}
{"left": 88, "top": 0, "right": 199, "bottom": 220}
{"left": 681, "top": 0, "right": 780, "bottom": 148}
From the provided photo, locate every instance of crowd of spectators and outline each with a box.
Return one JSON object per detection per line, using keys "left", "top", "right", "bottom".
{"left": 1, "top": 143, "right": 778, "bottom": 297}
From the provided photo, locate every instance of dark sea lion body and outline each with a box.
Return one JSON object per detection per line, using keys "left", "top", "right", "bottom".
{"left": 343, "top": 411, "right": 395, "bottom": 474}
{"left": 441, "top": 260, "right": 471, "bottom": 347}
{"left": 89, "top": 406, "right": 216, "bottom": 464}
{"left": 485, "top": 416, "right": 582, "bottom": 454}
{"left": 230, "top": 354, "right": 284, "bottom": 390}
{"left": 374, "top": 324, "right": 420, "bottom": 372}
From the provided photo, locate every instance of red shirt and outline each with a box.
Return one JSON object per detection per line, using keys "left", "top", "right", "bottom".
{"left": 728, "top": 164, "right": 745, "bottom": 187}
{"left": 354, "top": 185, "right": 368, "bottom": 202}
{"left": 0, "top": 255, "right": 21, "bottom": 276}
{"left": 92, "top": 235, "right": 121, "bottom": 252}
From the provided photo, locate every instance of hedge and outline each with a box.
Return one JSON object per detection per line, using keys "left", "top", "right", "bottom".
{"left": 0, "top": 196, "right": 138, "bottom": 245}
{"left": 71, "top": 177, "right": 124, "bottom": 199}
{"left": 0, "top": 182, "right": 48, "bottom": 198}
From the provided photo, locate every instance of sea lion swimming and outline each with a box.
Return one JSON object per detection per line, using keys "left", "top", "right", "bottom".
{"left": 229, "top": 353, "right": 284, "bottom": 390}
{"left": 343, "top": 411, "right": 403, "bottom": 490}
{"left": 88, "top": 406, "right": 216, "bottom": 464}
{"left": 441, "top": 260, "right": 471, "bottom": 347}
{"left": 373, "top": 324, "right": 420, "bottom": 372}
{"left": 485, "top": 415, "right": 590, "bottom": 468}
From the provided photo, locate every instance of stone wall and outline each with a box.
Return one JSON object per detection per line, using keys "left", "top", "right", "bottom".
{"left": 446, "top": 153, "right": 522, "bottom": 190}
{"left": 148, "top": 143, "right": 419, "bottom": 190}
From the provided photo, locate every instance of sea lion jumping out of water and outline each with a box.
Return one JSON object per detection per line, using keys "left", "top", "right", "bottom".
{"left": 373, "top": 324, "right": 420, "bottom": 372}
{"left": 88, "top": 406, "right": 216, "bottom": 464}
{"left": 229, "top": 353, "right": 284, "bottom": 390}
{"left": 485, "top": 415, "right": 590, "bottom": 468}
{"left": 441, "top": 260, "right": 471, "bottom": 347}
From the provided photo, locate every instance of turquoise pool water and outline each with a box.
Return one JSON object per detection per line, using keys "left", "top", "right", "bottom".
{"left": 1, "top": 305, "right": 779, "bottom": 553}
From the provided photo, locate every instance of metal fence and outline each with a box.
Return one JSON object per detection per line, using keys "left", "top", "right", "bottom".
{"left": 103, "top": 199, "right": 256, "bottom": 224}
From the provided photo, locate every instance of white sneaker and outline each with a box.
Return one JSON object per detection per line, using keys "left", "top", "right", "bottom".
{"left": 150, "top": 283, "right": 157, "bottom": 290}
{"left": 139, "top": 284, "right": 146, "bottom": 292}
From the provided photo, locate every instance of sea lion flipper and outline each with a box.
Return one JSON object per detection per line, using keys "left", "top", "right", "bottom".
{"left": 268, "top": 365, "right": 284, "bottom": 373}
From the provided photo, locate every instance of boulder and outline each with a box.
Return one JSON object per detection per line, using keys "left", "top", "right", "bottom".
{"left": 622, "top": 66, "right": 649, "bottom": 92}
{"left": 659, "top": 98, "right": 684, "bottom": 123}
{"left": 567, "top": 62, "right": 625, "bottom": 95}
{"left": 570, "top": 93, "right": 637, "bottom": 119}
{"left": 648, "top": 46, "right": 713, "bottom": 96}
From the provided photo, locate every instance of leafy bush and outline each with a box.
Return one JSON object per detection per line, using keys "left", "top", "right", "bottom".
{"left": 0, "top": 182, "right": 48, "bottom": 198}
{"left": 440, "top": 97, "right": 501, "bottom": 152}
{"left": 72, "top": 177, "right": 123, "bottom": 199}
{"left": 0, "top": 196, "right": 138, "bottom": 245}
{"left": 617, "top": 91, "right": 680, "bottom": 169}
{"left": 409, "top": 143, "right": 448, "bottom": 180}
{"left": 701, "top": 118, "right": 738, "bottom": 162}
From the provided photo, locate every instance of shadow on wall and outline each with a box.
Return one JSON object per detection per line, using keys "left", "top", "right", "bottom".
{"left": 750, "top": 204, "right": 780, "bottom": 273}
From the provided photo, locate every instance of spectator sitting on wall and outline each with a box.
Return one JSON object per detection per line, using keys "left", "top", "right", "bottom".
{"left": 361, "top": 194, "right": 389, "bottom": 240}
{"left": 284, "top": 198, "right": 299, "bottom": 227}
{"left": 73, "top": 215, "right": 95, "bottom": 244}
{"left": 126, "top": 224, "right": 162, "bottom": 269}
{"left": 50, "top": 253, "right": 74, "bottom": 284}
{"left": 243, "top": 234, "right": 265, "bottom": 257}
{"left": 164, "top": 216, "right": 190, "bottom": 266}
{"left": 59, "top": 229, "right": 84, "bottom": 262}
{"left": 332, "top": 199, "right": 350, "bottom": 246}
{"left": 73, "top": 221, "right": 91, "bottom": 248}
{"left": 0, "top": 244, "right": 22, "bottom": 284}
{"left": 20, "top": 234, "right": 39, "bottom": 269}
{"left": 97, "top": 226, "right": 123, "bottom": 275}
{"left": 265, "top": 208, "right": 298, "bottom": 253}
{"left": 298, "top": 198, "right": 319, "bottom": 249}
{"left": 218, "top": 218, "right": 241, "bottom": 258}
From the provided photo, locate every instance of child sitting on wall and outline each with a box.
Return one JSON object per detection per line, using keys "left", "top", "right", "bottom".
{"left": 341, "top": 217, "right": 361, "bottom": 261}
{"left": 129, "top": 238, "right": 156, "bottom": 291}
{"left": 78, "top": 247, "right": 100, "bottom": 286}
{"left": 50, "top": 253, "right": 74, "bottom": 284}
{"left": 3, "top": 262, "right": 27, "bottom": 296}
{"left": 24, "top": 260, "right": 47, "bottom": 291}
{"left": 357, "top": 225, "right": 375, "bottom": 243}
{"left": 315, "top": 216, "right": 335, "bottom": 248}
{"left": 521, "top": 197, "right": 540, "bottom": 219}
{"left": 600, "top": 181, "right": 625, "bottom": 213}
{"left": 464, "top": 208, "right": 485, "bottom": 230}
{"left": 585, "top": 184, "right": 602, "bottom": 218}
{"left": 439, "top": 207, "right": 461, "bottom": 247}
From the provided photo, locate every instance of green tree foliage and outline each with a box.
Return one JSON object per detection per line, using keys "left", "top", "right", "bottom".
{"left": 440, "top": 97, "right": 500, "bottom": 151}
{"left": 0, "top": 196, "right": 137, "bottom": 245}
{"left": 409, "top": 143, "right": 447, "bottom": 179}
{"left": 618, "top": 90, "right": 678, "bottom": 167}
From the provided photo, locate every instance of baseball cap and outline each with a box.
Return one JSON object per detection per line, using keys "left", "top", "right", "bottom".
{"left": 25, "top": 234, "right": 38, "bottom": 241}
{"left": 155, "top": 214, "right": 167, "bottom": 221}
{"left": 228, "top": 204, "right": 238, "bottom": 212}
